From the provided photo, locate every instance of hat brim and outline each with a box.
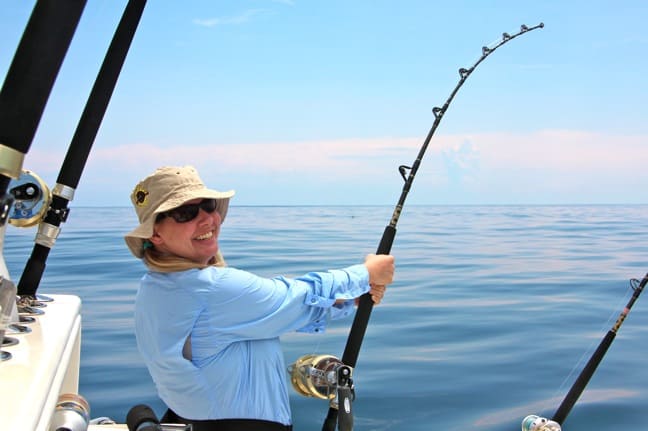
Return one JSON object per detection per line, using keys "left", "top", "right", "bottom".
{"left": 125, "top": 189, "right": 234, "bottom": 259}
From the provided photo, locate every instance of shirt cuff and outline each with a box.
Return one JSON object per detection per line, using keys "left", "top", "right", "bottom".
{"left": 298, "top": 264, "right": 369, "bottom": 333}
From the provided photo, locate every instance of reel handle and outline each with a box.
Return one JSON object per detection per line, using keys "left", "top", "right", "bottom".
{"left": 337, "top": 386, "right": 353, "bottom": 431}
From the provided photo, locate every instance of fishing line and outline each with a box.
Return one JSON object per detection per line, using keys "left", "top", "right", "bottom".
{"left": 315, "top": 22, "right": 545, "bottom": 431}
{"left": 540, "top": 282, "right": 634, "bottom": 416}
{"left": 306, "top": 312, "right": 330, "bottom": 356}
{"left": 549, "top": 274, "right": 647, "bottom": 425}
{"left": 524, "top": 274, "right": 647, "bottom": 430}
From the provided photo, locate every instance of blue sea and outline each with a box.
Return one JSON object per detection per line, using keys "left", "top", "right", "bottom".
{"left": 4, "top": 205, "right": 648, "bottom": 431}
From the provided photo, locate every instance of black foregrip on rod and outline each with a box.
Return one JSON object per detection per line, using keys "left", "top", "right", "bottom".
{"left": 551, "top": 331, "right": 615, "bottom": 424}
{"left": 376, "top": 224, "right": 397, "bottom": 255}
{"left": 57, "top": 0, "right": 147, "bottom": 188}
{"left": 342, "top": 225, "right": 396, "bottom": 366}
{"left": 17, "top": 245, "right": 51, "bottom": 296}
{"left": 0, "top": 0, "right": 86, "bottom": 155}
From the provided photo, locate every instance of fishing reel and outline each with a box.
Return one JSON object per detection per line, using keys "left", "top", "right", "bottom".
{"left": 288, "top": 354, "right": 353, "bottom": 401}
{"left": 7, "top": 169, "right": 51, "bottom": 228}
{"left": 288, "top": 354, "right": 355, "bottom": 429}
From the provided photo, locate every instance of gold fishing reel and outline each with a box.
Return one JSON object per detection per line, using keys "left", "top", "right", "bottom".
{"left": 7, "top": 169, "right": 51, "bottom": 228}
{"left": 288, "top": 354, "right": 353, "bottom": 400}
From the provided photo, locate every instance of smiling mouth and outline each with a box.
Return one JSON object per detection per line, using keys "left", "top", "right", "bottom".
{"left": 195, "top": 231, "right": 213, "bottom": 241}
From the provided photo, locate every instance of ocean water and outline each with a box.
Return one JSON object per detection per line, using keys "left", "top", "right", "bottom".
{"left": 4, "top": 205, "right": 648, "bottom": 431}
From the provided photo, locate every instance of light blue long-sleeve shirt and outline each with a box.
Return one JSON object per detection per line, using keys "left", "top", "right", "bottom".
{"left": 134, "top": 263, "right": 370, "bottom": 425}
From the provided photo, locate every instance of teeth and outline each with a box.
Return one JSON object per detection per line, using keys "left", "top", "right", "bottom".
{"left": 195, "top": 232, "right": 213, "bottom": 240}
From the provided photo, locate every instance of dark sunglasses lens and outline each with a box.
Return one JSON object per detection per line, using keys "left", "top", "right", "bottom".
{"left": 201, "top": 199, "right": 217, "bottom": 213}
{"left": 170, "top": 204, "right": 200, "bottom": 223}
{"left": 167, "top": 199, "right": 217, "bottom": 223}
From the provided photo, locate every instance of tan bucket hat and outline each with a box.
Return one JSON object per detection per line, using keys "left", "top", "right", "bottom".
{"left": 124, "top": 165, "right": 235, "bottom": 258}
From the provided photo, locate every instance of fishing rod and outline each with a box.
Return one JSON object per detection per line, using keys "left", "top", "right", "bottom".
{"left": 0, "top": 0, "right": 86, "bottom": 337}
{"left": 14, "top": 0, "right": 147, "bottom": 305}
{"left": 0, "top": 0, "right": 86, "bottom": 217}
{"left": 521, "top": 273, "right": 648, "bottom": 431}
{"left": 288, "top": 23, "right": 546, "bottom": 431}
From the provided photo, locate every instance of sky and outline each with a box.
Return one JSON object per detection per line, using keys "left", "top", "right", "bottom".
{"left": 1, "top": 0, "right": 647, "bottom": 206}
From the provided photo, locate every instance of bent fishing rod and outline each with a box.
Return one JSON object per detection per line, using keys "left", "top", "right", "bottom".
{"left": 14, "top": 0, "right": 146, "bottom": 306}
{"left": 288, "top": 23, "right": 546, "bottom": 431}
{"left": 521, "top": 273, "right": 648, "bottom": 431}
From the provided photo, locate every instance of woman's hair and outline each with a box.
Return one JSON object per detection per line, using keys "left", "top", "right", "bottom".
{"left": 142, "top": 247, "right": 226, "bottom": 272}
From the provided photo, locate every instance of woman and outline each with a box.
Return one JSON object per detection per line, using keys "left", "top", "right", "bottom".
{"left": 125, "top": 165, "right": 395, "bottom": 430}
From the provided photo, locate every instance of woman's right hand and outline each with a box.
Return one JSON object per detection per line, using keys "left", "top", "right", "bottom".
{"left": 364, "top": 254, "right": 395, "bottom": 286}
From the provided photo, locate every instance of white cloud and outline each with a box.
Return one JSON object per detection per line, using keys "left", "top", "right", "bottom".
{"left": 193, "top": 9, "right": 268, "bottom": 27}
{"left": 20, "top": 129, "right": 648, "bottom": 205}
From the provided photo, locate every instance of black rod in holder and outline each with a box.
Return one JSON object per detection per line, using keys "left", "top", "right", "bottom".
{"left": 322, "top": 23, "right": 545, "bottom": 431}
{"left": 0, "top": 0, "right": 86, "bottom": 220}
{"left": 550, "top": 273, "right": 647, "bottom": 426}
{"left": 16, "top": 0, "right": 147, "bottom": 298}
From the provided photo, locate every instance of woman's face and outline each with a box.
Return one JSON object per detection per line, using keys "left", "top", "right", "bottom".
{"left": 149, "top": 198, "right": 222, "bottom": 265}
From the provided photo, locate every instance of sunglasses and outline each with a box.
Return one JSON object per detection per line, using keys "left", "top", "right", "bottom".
{"left": 155, "top": 199, "right": 218, "bottom": 223}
